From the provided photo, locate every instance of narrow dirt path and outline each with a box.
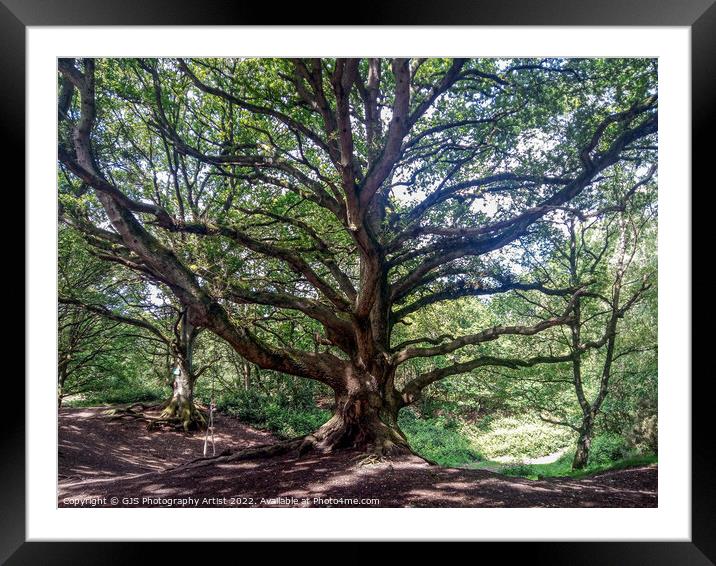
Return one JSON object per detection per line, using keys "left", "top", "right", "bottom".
{"left": 58, "top": 407, "right": 657, "bottom": 508}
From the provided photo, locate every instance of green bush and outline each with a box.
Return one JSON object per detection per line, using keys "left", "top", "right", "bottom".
{"left": 624, "top": 397, "right": 658, "bottom": 454}
{"left": 399, "top": 410, "right": 482, "bottom": 466}
{"left": 627, "top": 414, "right": 658, "bottom": 453}
{"left": 588, "top": 433, "right": 632, "bottom": 466}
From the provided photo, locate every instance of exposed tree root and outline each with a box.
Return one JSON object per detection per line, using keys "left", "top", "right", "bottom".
{"left": 175, "top": 437, "right": 306, "bottom": 471}
{"left": 101, "top": 406, "right": 152, "bottom": 422}
{"left": 297, "top": 413, "right": 416, "bottom": 462}
{"left": 146, "top": 413, "right": 206, "bottom": 433}
{"left": 162, "top": 426, "right": 432, "bottom": 477}
{"left": 100, "top": 399, "right": 207, "bottom": 433}
{"left": 101, "top": 402, "right": 164, "bottom": 420}
{"left": 127, "top": 402, "right": 163, "bottom": 412}
{"left": 157, "top": 408, "right": 433, "bottom": 475}
{"left": 353, "top": 453, "right": 385, "bottom": 467}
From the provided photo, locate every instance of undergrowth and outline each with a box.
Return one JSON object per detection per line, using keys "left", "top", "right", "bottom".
{"left": 398, "top": 410, "right": 482, "bottom": 466}
{"left": 213, "top": 388, "right": 330, "bottom": 439}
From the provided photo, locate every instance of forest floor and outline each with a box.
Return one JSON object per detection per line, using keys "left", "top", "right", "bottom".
{"left": 58, "top": 407, "right": 657, "bottom": 508}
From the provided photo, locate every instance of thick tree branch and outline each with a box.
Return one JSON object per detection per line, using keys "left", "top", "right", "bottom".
{"left": 401, "top": 352, "right": 574, "bottom": 404}
{"left": 393, "top": 291, "right": 580, "bottom": 364}
{"left": 58, "top": 58, "right": 348, "bottom": 386}
{"left": 392, "top": 279, "right": 575, "bottom": 321}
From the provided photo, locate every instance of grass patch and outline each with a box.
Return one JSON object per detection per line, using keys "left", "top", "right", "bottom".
{"left": 499, "top": 450, "right": 658, "bottom": 479}
{"left": 401, "top": 411, "right": 575, "bottom": 468}
{"left": 63, "top": 384, "right": 166, "bottom": 407}
{"left": 401, "top": 411, "right": 657, "bottom": 479}
{"left": 463, "top": 415, "right": 574, "bottom": 460}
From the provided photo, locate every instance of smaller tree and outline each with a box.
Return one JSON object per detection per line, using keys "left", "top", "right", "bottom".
{"left": 59, "top": 253, "right": 217, "bottom": 431}
{"left": 567, "top": 215, "right": 652, "bottom": 468}
{"left": 496, "top": 180, "right": 656, "bottom": 469}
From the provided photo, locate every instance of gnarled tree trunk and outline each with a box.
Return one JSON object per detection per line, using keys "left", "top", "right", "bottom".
{"left": 302, "top": 366, "right": 411, "bottom": 457}
{"left": 159, "top": 358, "right": 205, "bottom": 431}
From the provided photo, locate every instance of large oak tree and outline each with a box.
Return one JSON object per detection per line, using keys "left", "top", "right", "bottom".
{"left": 58, "top": 57, "right": 657, "bottom": 456}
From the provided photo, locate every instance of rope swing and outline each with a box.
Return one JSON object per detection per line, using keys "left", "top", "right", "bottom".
{"left": 203, "top": 370, "right": 216, "bottom": 457}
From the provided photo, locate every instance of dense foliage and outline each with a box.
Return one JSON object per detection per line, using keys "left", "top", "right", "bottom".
{"left": 58, "top": 57, "right": 657, "bottom": 470}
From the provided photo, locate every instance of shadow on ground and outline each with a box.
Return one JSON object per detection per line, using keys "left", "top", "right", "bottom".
{"left": 58, "top": 407, "right": 657, "bottom": 508}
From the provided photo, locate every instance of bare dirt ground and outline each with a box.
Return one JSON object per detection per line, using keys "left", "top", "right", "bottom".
{"left": 58, "top": 407, "right": 657, "bottom": 508}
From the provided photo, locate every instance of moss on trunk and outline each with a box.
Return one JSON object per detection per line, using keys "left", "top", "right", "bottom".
{"left": 158, "top": 393, "right": 206, "bottom": 432}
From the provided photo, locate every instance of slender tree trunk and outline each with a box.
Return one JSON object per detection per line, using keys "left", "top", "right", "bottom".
{"left": 243, "top": 362, "right": 251, "bottom": 391}
{"left": 572, "top": 415, "right": 594, "bottom": 470}
{"left": 57, "top": 373, "right": 65, "bottom": 409}
{"left": 58, "top": 360, "right": 69, "bottom": 409}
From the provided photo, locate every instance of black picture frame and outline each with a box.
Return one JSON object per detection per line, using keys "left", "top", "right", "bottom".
{"left": 7, "top": 1, "right": 710, "bottom": 562}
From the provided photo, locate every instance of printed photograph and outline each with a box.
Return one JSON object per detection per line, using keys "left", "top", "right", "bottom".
{"left": 57, "top": 57, "right": 658, "bottom": 508}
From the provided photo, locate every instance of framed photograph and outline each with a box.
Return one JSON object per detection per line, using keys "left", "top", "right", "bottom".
{"left": 9, "top": 0, "right": 710, "bottom": 561}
